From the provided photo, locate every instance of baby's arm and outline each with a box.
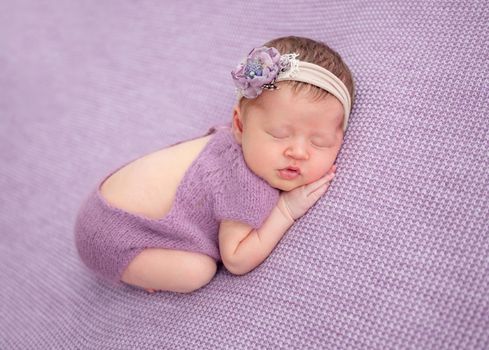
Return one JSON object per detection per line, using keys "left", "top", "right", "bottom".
{"left": 219, "top": 171, "right": 336, "bottom": 275}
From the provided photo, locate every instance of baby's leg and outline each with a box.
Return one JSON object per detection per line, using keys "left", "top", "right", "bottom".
{"left": 121, "top": 248, "right": 217, "bottom": 294}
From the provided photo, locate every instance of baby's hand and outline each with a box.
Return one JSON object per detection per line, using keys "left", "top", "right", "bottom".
{"left": 278, "top": 166, "right": 336, "bottom": 221}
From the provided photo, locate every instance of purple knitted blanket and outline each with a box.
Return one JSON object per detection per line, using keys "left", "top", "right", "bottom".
{"left": 1, "top": 1, "right": 487, "bottom": 349}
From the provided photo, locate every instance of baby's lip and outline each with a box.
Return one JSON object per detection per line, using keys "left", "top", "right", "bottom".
{"left": 284, "top": 165, "right": 301, "bottom": 174}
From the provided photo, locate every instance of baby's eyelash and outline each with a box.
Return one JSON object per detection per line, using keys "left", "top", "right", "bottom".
{"left": 267, "top": 131, "right": 288, "bottom": 139}
{"left": 312, "top": 142, "right": 328, "bottom": 148}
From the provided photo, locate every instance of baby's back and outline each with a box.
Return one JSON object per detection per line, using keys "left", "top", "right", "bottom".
{"left": 99, "top": 134, "right": 213, "bottom": 220}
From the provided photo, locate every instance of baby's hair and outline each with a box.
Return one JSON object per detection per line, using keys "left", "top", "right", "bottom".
{"left": 240, "top": 36, "right": 355, "bottom": 112}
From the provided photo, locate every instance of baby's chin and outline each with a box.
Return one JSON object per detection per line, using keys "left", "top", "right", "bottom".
{"left": 268, "top": 179, "right": 304, "bottom": 192}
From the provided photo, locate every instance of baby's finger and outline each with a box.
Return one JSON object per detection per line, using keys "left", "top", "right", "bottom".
{"left": 308, "top": 181, "right": 331, "bottom": 201}
{"left": 325, "top": 164, "right": 337, "bottom": 176}
{"left": 305, "top": 173, "right": 335, "bottom": 196}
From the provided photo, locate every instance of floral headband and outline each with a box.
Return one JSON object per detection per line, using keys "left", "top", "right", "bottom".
{"left": 231, "top": 46, "right": 351, "bottom": 132}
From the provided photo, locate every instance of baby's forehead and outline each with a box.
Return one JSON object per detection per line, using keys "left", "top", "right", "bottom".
{"left": 242, "top": 83, "right": 344, "bottom": 129}
{"left": 257, "top": 102, "right": 344, "bottom": 129}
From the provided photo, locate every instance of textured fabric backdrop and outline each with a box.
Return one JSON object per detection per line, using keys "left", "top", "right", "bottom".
{"left": 1, "top": 1, "right": 488, "bottom": 349}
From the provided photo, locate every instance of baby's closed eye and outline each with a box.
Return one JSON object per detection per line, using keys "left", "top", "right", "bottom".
{"left": 266, "top": 129, "right": 333, "bottom": 148}
{"left": 310, "top": 136, "right": 330, "bottom": 148}
{"left": 266, "top": 129, "right": 290, "bottom": 139}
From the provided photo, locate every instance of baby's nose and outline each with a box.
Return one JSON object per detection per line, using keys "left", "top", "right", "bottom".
{"left": 285, "top": 140, "right": 309, "bottom": 160}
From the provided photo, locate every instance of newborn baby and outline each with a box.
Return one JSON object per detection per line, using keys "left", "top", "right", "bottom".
{"left": 74, "top": 35, "right": 355, "bottom": 294}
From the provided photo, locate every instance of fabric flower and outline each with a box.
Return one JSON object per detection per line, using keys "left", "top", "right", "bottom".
{"left": 231, "top": 46, "right": 282, "bottom": 99}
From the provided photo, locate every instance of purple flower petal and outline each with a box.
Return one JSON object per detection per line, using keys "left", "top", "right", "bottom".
{"left": 231, "top": 46, "right": 284, "bottom": 99}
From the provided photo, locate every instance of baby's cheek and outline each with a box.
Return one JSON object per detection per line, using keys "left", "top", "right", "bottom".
{"left": 242, "top": 144, "right": 270, "bottom": 176}
{"left": 307, "top": 160, "right": 333, "bottom": 183}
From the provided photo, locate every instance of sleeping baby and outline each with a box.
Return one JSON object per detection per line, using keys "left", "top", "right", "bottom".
{"left": 74, "top": 35, "right": 355, "bottom": 294}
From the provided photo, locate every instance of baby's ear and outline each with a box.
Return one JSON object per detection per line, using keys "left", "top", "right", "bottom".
{"left": 232, "top": 105, "right": 244, "bottom": 145}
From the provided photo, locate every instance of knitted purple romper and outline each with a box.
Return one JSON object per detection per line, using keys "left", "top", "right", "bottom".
{"left": 74, "top": 126, "right": 280, "bottom": 285}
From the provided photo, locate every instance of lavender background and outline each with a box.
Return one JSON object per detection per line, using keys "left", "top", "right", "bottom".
{"left": 1, "top": 1, "right": 488, "bottom": 349}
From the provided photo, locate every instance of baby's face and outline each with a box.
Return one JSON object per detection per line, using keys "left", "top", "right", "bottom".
{"left": 232, "top": 83, "right": 344, "bottom": 192}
